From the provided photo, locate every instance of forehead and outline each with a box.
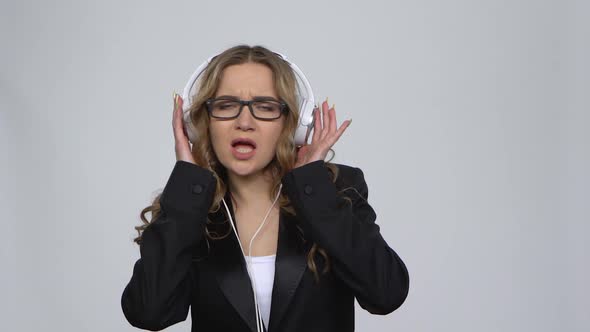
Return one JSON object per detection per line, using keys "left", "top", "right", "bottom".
{"left": 215, "top": 62, "right": 277, "bottom": 98}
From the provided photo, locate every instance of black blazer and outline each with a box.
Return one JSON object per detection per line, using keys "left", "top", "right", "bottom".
{"left": 121, "top": 160, "right": 409, "bottom": 331}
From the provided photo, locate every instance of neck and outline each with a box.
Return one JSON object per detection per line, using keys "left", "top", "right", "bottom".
{"left": 227, "top": 168, "right": 278, "bottom": 211}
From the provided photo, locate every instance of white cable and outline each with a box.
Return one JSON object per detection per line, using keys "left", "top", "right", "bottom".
{"left": 222, "top": 200, "right": 262, "bottom": 332}
{"left": 221, "top": 183, "right": 282, "bottom": 332}
{"left": 222, "top": 200, "right": 262, "bottom": 331}
{"left": 248, "top": 183, "right": 282, "bottom": 330}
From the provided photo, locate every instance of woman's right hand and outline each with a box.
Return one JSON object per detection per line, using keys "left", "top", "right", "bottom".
{"left": 172, "top": 93, "right": 197, "bottom": 165}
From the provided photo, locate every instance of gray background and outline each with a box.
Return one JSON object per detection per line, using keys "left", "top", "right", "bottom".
{"left": 1, "top": 0, "right": 588, "bottom": 331}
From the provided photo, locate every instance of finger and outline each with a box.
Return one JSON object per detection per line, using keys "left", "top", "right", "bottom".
{"left": 324, "top": 103, "right": 333, "bottom": 137}
{"left": 320, "top": 100, "right": 329, "bottom": 140}
{"left": 173, "top": 94, "right": 186, "bottom": 142}
{"left": 177, "top": 94, "right": 184, "bottom": 110}
{"left": 178, "top": 96, "right": 186, "bottom": 134}
{"left": 172, "top": 93, "right": 179, "bottom": 132}
{"left": 328, "top": 104, "right": 337, "bottom": 135}
{"left": 332, "top": 119, "right": 352, "bottom": 143}
{"left": 311, "top": 106, "right": 321, "bottom": 144}
{"left": 173, "top": 94, "right": 180, "bottom": 131}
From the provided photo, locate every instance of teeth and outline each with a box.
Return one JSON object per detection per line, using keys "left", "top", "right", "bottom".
{"left": 236, "top": 146, "right": 253, "bottom": 153}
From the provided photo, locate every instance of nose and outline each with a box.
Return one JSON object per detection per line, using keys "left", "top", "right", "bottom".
{"left": 235, "top": 103, "right": 256, "bottom": 131}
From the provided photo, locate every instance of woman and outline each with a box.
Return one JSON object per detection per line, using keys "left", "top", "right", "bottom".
{"left": 121, "top": 44, "right": 409, "bottom": 332}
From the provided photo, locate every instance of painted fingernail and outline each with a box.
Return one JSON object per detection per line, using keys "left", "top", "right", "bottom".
{"left": 331, "top": 103, "right": 335, "bottom": 110}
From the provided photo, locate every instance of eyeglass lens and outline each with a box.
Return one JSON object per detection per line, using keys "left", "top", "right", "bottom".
{"left": 210, "top": 99, "right": 282, "bottom": 119}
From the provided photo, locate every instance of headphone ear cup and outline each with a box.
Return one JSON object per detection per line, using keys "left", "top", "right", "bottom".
{"left": 293, "top": 99, "right": 315, "bottom": 147}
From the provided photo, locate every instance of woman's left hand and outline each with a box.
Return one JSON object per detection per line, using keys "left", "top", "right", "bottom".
{"left": 294, "top": 99, "right": 352, "bottom": 169}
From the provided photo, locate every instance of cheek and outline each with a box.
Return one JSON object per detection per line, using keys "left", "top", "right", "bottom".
{"left": 208, "top": 125, "right": 227, "bottom": 155}
{"left": 267, "top": 126, "right": 285, "bottom": 152}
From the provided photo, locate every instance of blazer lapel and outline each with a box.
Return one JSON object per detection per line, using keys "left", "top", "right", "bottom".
{"left": 207, "top": 192, "right": 308, "bottom": 332}
{"left": 207, "top": 193, "right": 258, "bottom": 332}
{"left": 267, "top": 212, "right": 308, "bottom": 332}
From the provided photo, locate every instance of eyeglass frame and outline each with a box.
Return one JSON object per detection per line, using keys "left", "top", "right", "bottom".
{"left": 204, "top": 97, "right": 289, "bottom": 120}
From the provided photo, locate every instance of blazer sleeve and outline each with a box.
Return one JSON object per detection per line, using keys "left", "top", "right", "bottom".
{"left": 281, "top": 160, "right": 410, "bottom": 315}
{"left": 121, "top": 160, "right": 217, "bottom": 330}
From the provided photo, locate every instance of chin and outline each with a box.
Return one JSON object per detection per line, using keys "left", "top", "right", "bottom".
{"left": 220, "top": 155, "right": 272, "bottom": 178}
{"left": 227, "top": 163, "right": 258, "bottom": 177}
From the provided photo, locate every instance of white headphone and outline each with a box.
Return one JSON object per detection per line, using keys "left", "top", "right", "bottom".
{"left": 181, "top": 51, "right": 317, "bottom": 147}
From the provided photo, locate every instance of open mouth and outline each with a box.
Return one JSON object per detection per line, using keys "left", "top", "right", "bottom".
{"left": 231, "top": 138, "right": 257, "bottom": 159}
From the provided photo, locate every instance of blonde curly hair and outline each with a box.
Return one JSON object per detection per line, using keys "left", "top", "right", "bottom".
{"left": 134, "top": 44, "right": 353, "bottom": 283}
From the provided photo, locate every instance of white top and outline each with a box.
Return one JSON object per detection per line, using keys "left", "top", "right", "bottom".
{"left": 245, "top": 254, "right": 276, "bottom": 329}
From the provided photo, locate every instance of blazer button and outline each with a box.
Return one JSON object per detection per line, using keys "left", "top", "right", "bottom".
{"left": 192, "top": 184, "right": 204, "bottom": 194}
{"left": 304, "top": 184, "right": 313, "bottom": 195}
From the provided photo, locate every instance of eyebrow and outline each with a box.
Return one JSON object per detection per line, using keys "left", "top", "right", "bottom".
{"left": 215, "top": 95, "right": 280, "bottom": 101}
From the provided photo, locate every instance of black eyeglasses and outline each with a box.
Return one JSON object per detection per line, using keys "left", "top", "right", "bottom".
{"left": 205, "top": 97, "right": 288, "bottom": 120}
